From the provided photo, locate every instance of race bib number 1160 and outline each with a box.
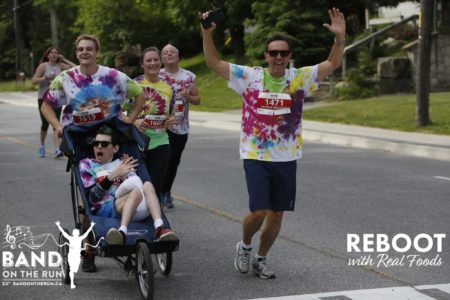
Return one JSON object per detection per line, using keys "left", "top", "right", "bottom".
{"left": 256, "top": 92, "right": 291, "bottom": 115}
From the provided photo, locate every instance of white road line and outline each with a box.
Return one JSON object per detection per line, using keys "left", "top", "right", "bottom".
{"left": 433, "top": 176, "right": 450, "bottom": 181}
{"left": 246, "top": 283, "right": 450, "bottom": 300}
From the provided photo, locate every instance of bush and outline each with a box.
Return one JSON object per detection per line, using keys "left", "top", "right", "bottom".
{"left": 333, "top": 72, "right": 379, "bottom": 100}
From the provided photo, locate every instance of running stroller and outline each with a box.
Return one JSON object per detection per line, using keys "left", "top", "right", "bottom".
{"left": 58, "top": 116, "right": 179, "bottom": 300}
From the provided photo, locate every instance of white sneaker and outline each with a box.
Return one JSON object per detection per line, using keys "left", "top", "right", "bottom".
{"left": 234, "top": 242, "right": 251, "bottom": 273}
{"left": 252, "top": 256, "right": 276, "bottom": 279}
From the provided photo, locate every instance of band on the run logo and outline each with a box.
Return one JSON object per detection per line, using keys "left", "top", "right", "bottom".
{"left": 2, "top": 224, "right": 63, "bottom": 287}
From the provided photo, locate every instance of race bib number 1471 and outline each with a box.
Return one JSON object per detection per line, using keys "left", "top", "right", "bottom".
{"left": 256, "top": 92, "right": 291, "bottom": 115}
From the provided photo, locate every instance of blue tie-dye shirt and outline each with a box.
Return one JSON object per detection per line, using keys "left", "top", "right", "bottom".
{"left": 44, "top": 65, "right": 142, "bottom": 126}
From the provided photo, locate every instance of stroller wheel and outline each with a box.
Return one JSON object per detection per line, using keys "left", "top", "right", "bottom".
{"left": 136, "top": 243, "right": 154, "bottom": 300}
{"left": 58, "top": 230, "right": 70, "bottom": 284}
{"left": 155, "top": 252, "right": 172, "bottom": 276}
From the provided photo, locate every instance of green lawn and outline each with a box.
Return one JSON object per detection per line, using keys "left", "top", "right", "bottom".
{"left": 180, "top": 54, "right": 242, "bottom": 112}
{"left": 0, "top": 80, "right": 37, "bottom": 92}
{"left": 303, "top": 92, "right": 450, "bottom": 135}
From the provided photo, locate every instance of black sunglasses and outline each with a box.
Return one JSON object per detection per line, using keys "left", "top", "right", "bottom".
{"left": 92, "top": 140, "right": 112, "bottom": 148}
{"left": 267, "top": 50, "right": 291, "bottom": 58}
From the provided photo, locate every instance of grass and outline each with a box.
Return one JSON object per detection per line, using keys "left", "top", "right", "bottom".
{"left": 0, "top": 80, "right": 38, "bottom": 92}
{"left": 179, "top": 54, "right": 242, "bottom": 112}
{"left": 303, "top": 92, "right": 450, "bottom": 135}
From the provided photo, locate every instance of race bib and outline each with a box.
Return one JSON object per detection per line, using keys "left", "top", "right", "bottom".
{"left": 145, "top": 115, "right": 167, "bottom": 132}
{"left": 256, "top": 92, "right": 291, "bottom": 115}
{"left": 73, "top": 108, "right": 105, "bottom": 125}
{"left": 174, "top": 100, "right": 184, "bottom": 117}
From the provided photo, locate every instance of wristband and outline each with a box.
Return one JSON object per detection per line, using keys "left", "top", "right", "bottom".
{"left": 99, "top": 176, "right": 113, "bottom": 191}
{"left": 334, "top": 37, "right": 345, "bottom": 45}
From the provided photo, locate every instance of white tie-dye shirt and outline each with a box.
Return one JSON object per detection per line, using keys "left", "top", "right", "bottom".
{"left": 228, "top": 64, "right": 319, "bottom": 162}
{"left": 160, "top": 68, "right": 196, "bottom": 135}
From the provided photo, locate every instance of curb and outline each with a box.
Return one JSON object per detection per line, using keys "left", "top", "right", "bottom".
{"left": 190, "top": 119, "right": 450, "bottom": 162}
{"left": 302, "top": 129, "right": 450, "bottom": 161}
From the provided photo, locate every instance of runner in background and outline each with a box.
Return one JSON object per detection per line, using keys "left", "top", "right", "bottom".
{"left": 160, "top": 44, "right": 201, "bottom": 208}
{"left": 32, "top": 46, "right": 76, "bottom": 158}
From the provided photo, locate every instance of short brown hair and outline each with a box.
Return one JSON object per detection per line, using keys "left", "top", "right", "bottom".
{"left": 75, "top": 34, "right": 101, "bottom": 52}
{"left": 140, "top": 47, "right": 160, "bottom": 63}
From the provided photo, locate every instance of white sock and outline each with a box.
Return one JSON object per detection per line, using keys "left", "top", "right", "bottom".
{"left": 241, "top": 241, "right": 252, "bottom": 250}
{"left": 254, "top": 254, "right": 266, "bottom": 261}
{"left": 154, "top": 219, "right": 164, "bottom": 229}
{"left": 119, "top": 226, "right": 127, "bottom": 234}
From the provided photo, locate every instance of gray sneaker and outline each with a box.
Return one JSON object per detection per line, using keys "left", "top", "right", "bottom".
{"left": 252, "top": 256, "right": 276, "bottom": 279}
{"left": 234, "top": 242, "right": 251, "bottom": 273}
{"left": 162, "top": 192, "right": 174, "bottom": 209}
{"left": 106, "top": 228, "right": 124, "bottom": 245}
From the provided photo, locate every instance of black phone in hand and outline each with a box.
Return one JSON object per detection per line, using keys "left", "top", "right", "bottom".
{"left": 201, "top": 8, "right": 225, "bottom": 29}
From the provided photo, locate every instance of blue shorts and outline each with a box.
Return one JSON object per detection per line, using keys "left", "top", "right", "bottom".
{"left": 95, "top": 200, "right": 119, "bottom": 218}
{"left": 243, "top": 159, "right": 297, "bottom": 211}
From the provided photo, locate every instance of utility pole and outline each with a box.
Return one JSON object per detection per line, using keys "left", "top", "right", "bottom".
{"left": 415, "top": 0, "right": 433, "bottom": 127}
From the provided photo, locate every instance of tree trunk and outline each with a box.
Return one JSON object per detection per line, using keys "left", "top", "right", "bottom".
{"left": 441, "top": 0, "right": 450, "bottom": 32}
{"left": 416, "top": 0, "right": 433, "bottom": 127}
{"left": 13, "top": 0, "right": 25, "bottom": 73}
{"left": 50, "top": 8, "right": 59, "bottom": 48}
{"left": 230, "top": 24, "right": 245, "bottom": 63}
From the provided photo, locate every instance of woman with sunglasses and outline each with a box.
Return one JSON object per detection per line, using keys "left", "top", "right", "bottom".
{"left": 201, "top": 8, "right": 346, "bottom": 279}
{"left": 32, "top": 46, "right": 76, "bottom": 158}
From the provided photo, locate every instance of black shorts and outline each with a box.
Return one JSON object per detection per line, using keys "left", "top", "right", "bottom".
{"left": 38, "top": 98, "right": 62, "bottom": 131}
{"left": 243, "top": 159, "right": 297, "bottom": 212}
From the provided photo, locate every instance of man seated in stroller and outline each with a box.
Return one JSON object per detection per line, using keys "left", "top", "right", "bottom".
{"left": 79, "top": 125, "right": 178, "bottom": 246}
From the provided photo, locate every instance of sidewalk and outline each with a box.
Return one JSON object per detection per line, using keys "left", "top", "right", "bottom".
{"left": 1, "top": 91, "right": 449, "bottom": 161}
{"left": 189, "top": 106, "right": 450, "bottom": 162}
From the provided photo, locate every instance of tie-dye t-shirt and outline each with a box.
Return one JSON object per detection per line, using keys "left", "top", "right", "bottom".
{"left": 160, "top": 68, "right": 196, "bottom": 135}
{"left": 44, "top": 65, "right": 142, "bottom": 126}
{"left": 228, "top": 64, "right": 319, "bottom": 162}
{"left": 134, "top": 78, "right": 174, "bottom": 150}
{"left": 79, "top": 158, "right": 122, "bottom": 211}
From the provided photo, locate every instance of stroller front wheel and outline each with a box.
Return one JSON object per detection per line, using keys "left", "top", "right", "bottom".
{"left": 136, "top": 242, "right": 154, "bottom": 300}
{"left": 155, "top": 252, "right": 172, "bottom": 276}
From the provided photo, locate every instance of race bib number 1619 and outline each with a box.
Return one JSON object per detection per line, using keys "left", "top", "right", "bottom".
{"left": 256, "top": 92, "right": 291, "bottom": 115}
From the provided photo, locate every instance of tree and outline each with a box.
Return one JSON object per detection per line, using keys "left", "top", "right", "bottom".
{"left": 166, "top": 0, "right": 255, "bottom": 59}
{"left": 245, "top": 0, "right": 331, "bottom": 66}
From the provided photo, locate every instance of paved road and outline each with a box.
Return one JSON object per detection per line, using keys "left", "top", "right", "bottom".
{"left": 0, "top": 93, "right": 449, "bottom": 299}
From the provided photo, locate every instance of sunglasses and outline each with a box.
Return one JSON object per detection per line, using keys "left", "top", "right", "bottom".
{"left": 93, "top": 140, "right": 112, "bottom": 148}
{"left": 267, "top": 50, "right": 291, "bottom": 58}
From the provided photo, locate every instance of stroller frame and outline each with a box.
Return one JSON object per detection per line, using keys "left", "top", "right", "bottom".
{"left": 58, "top": 117, "right": 179, "bottom": 299}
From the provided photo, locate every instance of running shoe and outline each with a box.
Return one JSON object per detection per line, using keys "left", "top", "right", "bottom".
{"left": 154, "top": 226, "right": 178, "bottom": 241}
{"left": 252, "top": 256, "right": 276, "bottom": 279}
{"left": 53, "top": 149, "right": 64, "bottom": 158}
{"left": 38, "top": 146, "right": 45, "bottom": 158}
{"left": 81, "top": 250, "right": 97, "bottom": 272}
{"left": 162, "top": 192, "right": 174, "bottom": 209}
{"left": 234, "top": 241, "right": 251, "bottom": 274}
{"left": 106, "top": 228, "right": 124, "bottom": 245}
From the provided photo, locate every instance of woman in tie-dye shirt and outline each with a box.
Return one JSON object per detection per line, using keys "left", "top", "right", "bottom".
{"left": 131, "top": 47, "right": 175, "bottom": 202}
